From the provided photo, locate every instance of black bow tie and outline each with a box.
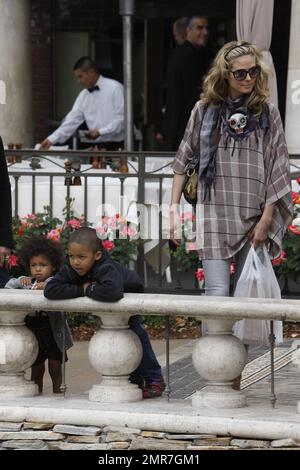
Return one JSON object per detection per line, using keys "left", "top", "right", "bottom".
{"left": 88, "top": 85, "right": 99, "bottom": 93}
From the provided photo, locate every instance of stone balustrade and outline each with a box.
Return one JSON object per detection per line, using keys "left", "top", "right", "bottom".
{"left": 1, "top": 289, "right": 300, "bottom": 411}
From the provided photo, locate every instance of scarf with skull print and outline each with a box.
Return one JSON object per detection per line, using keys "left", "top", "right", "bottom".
{"left": 199, "top": 95, "right": 269, "bottom": 201}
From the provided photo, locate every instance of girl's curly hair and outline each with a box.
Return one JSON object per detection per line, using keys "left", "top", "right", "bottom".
{"left": 18, "top": 237, "right": 63, "bottom": 274}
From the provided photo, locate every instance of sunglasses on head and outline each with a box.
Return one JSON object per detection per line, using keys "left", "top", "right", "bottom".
{"left": 230, "top": 65, "right": 261, "bottom": 81}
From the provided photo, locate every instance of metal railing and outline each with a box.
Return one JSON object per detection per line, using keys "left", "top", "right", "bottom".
{"left": 7, "top": 149, "right": 176, "bottom": 290}
{"left": 7, "top": 149, "right": 300, "bottom": 292}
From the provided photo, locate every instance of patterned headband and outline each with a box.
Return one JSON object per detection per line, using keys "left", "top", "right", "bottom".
{"left": 224, "top": 44, "right": 252, "bottom": 62}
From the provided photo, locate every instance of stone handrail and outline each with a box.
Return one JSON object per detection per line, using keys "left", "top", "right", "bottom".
{"left": 1, "top": 289, "right": 300, "bottom": 319}
{"left": 1, "top": 289, "right": 300, "bottom": 411}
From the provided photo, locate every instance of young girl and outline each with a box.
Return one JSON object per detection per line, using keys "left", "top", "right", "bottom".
{"left": 5, "top": 237, "right": 73, "bottom": 393}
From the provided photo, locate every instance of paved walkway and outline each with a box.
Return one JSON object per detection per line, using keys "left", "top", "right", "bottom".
{"left": 14, "top": 337, "right": 300, "bottom": 441}
{"left": 38, "top": 339, "right": 194, "bottom": 396}
{"left": 38, "top": 338, "right": 300, "bottom": 409}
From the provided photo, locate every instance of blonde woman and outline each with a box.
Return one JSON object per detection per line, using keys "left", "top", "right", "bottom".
{"left": 170, "top": 41, "right": 292, "bottom": 318}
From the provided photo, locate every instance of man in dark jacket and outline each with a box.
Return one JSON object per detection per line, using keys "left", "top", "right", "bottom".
{"left": 0, "top": 136, "right": 13, "bottom": 287}
{"left": 44, "top": 227, "right": 165, "bottom": 398}
{"left": 163, "top": 15, "right": 214, "bottom": 150}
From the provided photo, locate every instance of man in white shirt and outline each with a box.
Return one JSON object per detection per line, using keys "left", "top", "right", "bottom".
{"left": 40, "top": 57, "right": 124, "bottom": 150}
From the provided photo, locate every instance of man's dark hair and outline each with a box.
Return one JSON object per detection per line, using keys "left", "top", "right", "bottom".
{"left": 187, "top": 14, "right": 209, "bottom": 28}
{"left": 18, "top": 237, "right": 63, "bottom": 274}
{"left": 73, "top": 56, "right": 100, "bottom": 72}
{"left": 173, "top": 16, "right": 188, "bottom": 35}
{"left": 69, "top": 227, "right": 102, "bottom": 253}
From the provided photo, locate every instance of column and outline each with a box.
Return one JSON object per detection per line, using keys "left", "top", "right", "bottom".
{"left": 0, "top": 0, "right": 33, "bottom": 146}
{"left": 192, "top": 319, "right": 247, "bottom": 409}
{"left": 88, "top": 314, "right": 143, "bottom": 402}
{"left": 0, "top": 310, "right": 38, "bottom": 397}
{"left": 285, "top": 0, "right": 300, "bottom": 155}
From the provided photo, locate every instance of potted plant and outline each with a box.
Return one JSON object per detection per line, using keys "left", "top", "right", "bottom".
{"left": 273, "top": 185, "right": 300, "bottom": 294}
{"left": 95, "top": 213, "right": 141, "bottom": 266}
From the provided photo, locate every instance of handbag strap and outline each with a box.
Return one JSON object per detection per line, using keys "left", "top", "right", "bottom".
{"left": 184, "top": 104, "right": 209, "bottom": 173}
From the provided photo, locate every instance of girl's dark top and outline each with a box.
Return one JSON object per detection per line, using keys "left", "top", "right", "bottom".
{"left": 0, "top": 137, "right": 12, "bottom": 248}
{"left": 44, "top": 250, "right": 144, "bottom": 301}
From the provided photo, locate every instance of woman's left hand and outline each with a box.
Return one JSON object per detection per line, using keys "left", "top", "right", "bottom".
{"left": 249, "top": 220, "right": 270, "bottom": 248}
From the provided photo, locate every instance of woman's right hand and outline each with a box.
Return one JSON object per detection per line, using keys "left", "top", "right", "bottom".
{"left": 169, "top": 173, "right": 186, "bottom": 246}
{"left": 169, "top": 204, "right": 182, "bottom": 246}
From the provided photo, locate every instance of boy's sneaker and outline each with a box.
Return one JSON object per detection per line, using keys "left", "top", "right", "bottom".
{"left": 142, "top": 376, "right": 166, "bottom": 399}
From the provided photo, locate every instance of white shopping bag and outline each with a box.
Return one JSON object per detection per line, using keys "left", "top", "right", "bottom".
{"left": 233, "top": 245, "right": 283, "bottom": 347}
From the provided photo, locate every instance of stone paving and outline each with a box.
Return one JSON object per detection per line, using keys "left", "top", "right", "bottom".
{"left": 4, "top": 337, "right": 300, "bottom": 450}
{"left": 163, "top": 341, "right": 294, "bottom": 400}
{"left": 1, "top": 422, "right": 299, "bottom": 450}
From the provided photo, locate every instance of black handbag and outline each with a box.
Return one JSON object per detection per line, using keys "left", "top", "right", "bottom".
{"left": 182, "top": 154, "right": 199, "bottom": 205}
{"left": 181, "top": 104, "right": 208, "bottom": 205}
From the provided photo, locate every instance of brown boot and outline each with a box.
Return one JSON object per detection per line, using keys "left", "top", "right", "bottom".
{"left": 232, "top": 374, "right": 241, "bottom": 390}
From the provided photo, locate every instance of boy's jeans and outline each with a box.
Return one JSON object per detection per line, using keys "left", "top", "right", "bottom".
{"left": 129, "top": 315, "right": 162, "bottom": 384}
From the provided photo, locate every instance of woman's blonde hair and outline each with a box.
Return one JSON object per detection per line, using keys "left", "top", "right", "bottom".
{"left": 202, "top": 41, "right": 270, "bottom": 115}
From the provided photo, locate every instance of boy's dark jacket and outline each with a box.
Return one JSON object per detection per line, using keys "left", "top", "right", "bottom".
{"left": 44, "top": 250, "right": 144, "bottom": 301}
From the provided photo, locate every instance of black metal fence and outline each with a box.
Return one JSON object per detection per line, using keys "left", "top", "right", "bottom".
{"left": 7, "top": 149, "right": 300, "bottom": 293}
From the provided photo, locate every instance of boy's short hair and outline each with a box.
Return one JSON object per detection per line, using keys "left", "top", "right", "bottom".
{"left": 68, "top": 227, "right": 102, "bottom": 253}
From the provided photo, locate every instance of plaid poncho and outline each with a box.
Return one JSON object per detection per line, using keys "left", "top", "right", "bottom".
{"left": 172, "top": 100, "right": 293, "bottom": 259}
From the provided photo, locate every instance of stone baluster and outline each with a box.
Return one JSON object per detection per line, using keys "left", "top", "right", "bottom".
{"left": 88, "top": 314, "right": 143, "bottom": 402}
{"left": 0, "top": 310, "right": 38, "bottom": 397}
{"left": 192, "top": 319, "right": 247, "bottom": 409}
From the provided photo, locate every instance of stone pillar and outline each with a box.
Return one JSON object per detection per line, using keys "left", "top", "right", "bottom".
{"left": 0, "top": 0, "right": 33, "bottom": 146}
{"left": 285, "top": 0, "right": 300, "bottom": 155}
{"left": 192, "top": 319, "right": 247, "bottom": 409}
{"left": 0, "top": 310, "right": 38, "bottom": 397}
{"left": 88, "top": 314, "right": 143, "bottom": 403}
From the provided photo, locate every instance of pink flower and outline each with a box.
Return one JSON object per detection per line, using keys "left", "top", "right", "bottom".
{"left": 96, "top": 225, "right": 108, "bottom": 236}
{"left": 230, "top": 262, "right": 235, "bottom": 275}
{"left": 120, "top": 225, "right": 138, "bottom": 239}
{"left": 180, "top": 212, "right": 196, "bottom": 223}
{"left": 108, "top": 216, "right": 118, "bottom": 229}
{"left": 67, "top": 218, "right": 82, "bottom": 230}
{"left": 102, "top": 240, "right": 115, "bottom": 251}
{"left": 25, "top": 214, "right": 37, "bottom": 220}
{"left": 195, "top": 268, "right": 205, "bottom": 281}
{"left": 8, "top": 254, "right": 18, "bottom": 269}
{"left": 46, "top": 228, "right": 62, "bottom": 242}
{"left": 291, "top": 191, "right": 300, "bottom": 205}
{"left": 288, "top": 225, "right": 300, "bottom": 236}
{"left": 272, "top": 251, "right": 287, "bottom": 266}
{"left": 127, "top": 225, "right": 138, "bottom": 239}
{"left": 187, "top": 242, "right": 197, "bottom": 251}
{"left": 101, "top": 216, "right": 110, "bottom": 225}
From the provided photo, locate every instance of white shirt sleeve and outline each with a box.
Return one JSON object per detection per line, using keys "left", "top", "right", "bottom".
{"left": 47, "top": 93, "right": 85, "bottom": 144}
{"left": 99, "top": 85, "right": 124, "bottom": 136}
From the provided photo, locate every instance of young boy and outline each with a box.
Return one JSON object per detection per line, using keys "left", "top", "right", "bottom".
{"left": 44, "top": 227, "right": 165, "bottom": 398}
